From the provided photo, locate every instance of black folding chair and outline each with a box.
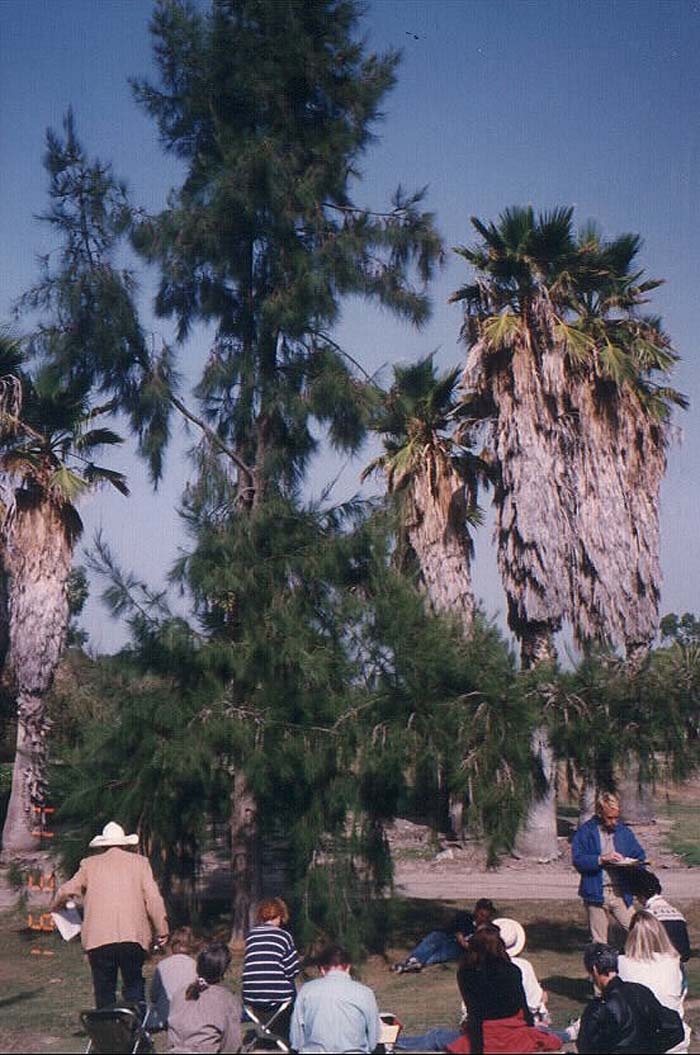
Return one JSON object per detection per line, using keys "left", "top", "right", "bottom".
{"left": 80, "top": 1006, "right": 154, "bottom": 1054}
{"left": 240, "top": 999, "right": 292, "bottom": 1053}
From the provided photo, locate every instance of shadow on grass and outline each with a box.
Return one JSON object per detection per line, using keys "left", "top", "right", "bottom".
{"left": 542, "top": 974, "right": 591, "bottom": 1003}
{"left": 0, "top": 987, "right": 46, "bottom": 1009}
{"left": 525, "top": 920, "right": 590, "bottom": 953}
{"left": 387, "top": 898, "right": 464, "bottom": 948}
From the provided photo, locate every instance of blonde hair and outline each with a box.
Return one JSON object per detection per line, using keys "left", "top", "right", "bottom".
{"left": 596, "top": 791, "right": 620, "bottom": 814}
{"left": 625, "top": 910, "right": 678, "bottom": 961}
{"left": 256, "top": 897, "right": 290, "bottom": 925}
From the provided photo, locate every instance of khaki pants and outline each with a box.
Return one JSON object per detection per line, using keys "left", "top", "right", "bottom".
{"left": 586, "top": 890, "right": 633, "bottom": 943}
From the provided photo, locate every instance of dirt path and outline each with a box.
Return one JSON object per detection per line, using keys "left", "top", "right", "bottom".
{"left": 395, "top": 865, "right": 699, "bottom": 901}
{"left": 389, "top": 813, "right": 700, "bottom": 903}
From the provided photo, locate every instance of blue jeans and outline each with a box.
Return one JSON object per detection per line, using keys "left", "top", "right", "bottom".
{"left": 397, "top": 1027, "right": 461, "bottom": 1050}
{"left": 409, "top": 930, "right": 461, "bottom": 966}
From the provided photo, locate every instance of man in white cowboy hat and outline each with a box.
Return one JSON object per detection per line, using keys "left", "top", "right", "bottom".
{"left": 492, "top": 917, "right": 549, "bottom": 1024}
{"left": 51, "top": 821, "right": 169, "bottom": 1009}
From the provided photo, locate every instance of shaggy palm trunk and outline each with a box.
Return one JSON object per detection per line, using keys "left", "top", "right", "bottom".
{"left": 465, "top": 329, "right": 569, "bottom": 862}
{"left": 569, "top": 383, "right": 665, "bottom": 653}
{"left": 230, "top": 770, "right": 261, "bottom": 941}
{"left": 1, "top": 491, "right": 74, "bottom": 852}
{"left": 407, "top": 452, "right": 475, "bottom": 632}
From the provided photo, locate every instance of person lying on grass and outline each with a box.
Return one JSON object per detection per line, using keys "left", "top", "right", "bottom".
{"left": 392, "top": 898, "right": 496, "bottom": 974}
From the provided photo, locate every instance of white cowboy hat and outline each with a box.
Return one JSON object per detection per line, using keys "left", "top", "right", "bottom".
{"left": 493, "top": 917, "right": 526, "bottom": 957}
{"left": 89, "top": 821, "right": 139, "bottom": 848}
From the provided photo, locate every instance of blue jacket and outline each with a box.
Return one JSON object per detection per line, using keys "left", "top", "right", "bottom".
{"left": 571, "top": 816, "right": 645, "bottom": 906}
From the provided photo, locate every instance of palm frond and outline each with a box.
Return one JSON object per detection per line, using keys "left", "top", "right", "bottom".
{"left": 482, "top": 311, "right": 524, "bottom": 351}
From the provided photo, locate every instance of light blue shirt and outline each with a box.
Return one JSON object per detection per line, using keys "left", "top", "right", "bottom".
{"left": 290, "top": 969, "right": 380, "bottom": 1053}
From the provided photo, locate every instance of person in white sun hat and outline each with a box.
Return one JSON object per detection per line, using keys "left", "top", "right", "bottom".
{"left": 52, "top": 821, "right": 169, "bottom": 1009}
{"left": 492, "top": 917, "right": 549, "bottom": 1025}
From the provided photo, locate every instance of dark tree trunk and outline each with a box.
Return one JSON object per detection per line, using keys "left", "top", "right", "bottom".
{"left": 230, "top": 770, "right": 261, "bottom": 941}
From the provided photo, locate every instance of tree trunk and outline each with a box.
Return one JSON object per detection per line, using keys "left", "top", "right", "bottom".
{"left": 1, "top": 492, "right": 74, "bottom": 853}
{"left": 408, "top": 454, "right": 475, "bottom": 633}
{"left": 578, "top": 777, "right": 596, "bottom": 825}
{"left": 2, "top": 696, "right": 50, "bottom": 852}
{"left": 520, "top": 622, "right": 558, "bottom": 668}
{"left": 448, "top": 793, "right": 465, "bottom": 841}
{"left": 514, "top": 726, "right": 560, "bottom": 861}
{"left": 617, "top": 762, "right": 655, "bottom": 825}
{"left": 230, "top": 770, "right": 261, "bottom": 941}
{"left": 514, "top": 624, "right": 560, "bottom": 861}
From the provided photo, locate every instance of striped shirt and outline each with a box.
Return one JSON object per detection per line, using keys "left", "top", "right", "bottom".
{"left": 242, "top": 924, "right": 300, "bottom": 1005}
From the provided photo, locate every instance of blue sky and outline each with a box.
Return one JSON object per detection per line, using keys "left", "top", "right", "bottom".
{"left": 1, "top": 0, "right": 698, "bottom": 653}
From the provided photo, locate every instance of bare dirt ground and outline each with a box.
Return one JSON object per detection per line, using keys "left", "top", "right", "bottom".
{"left": 389, "top": 814, "right": 699, "bottom": 901}
{"left": 389, "top": 774, "right": 700, "bottom": 901}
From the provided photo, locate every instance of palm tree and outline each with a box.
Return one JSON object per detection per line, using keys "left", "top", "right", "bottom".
{"left": 451, "top": 207, "right": 684, "bottom": 856}
{"left": 363, "top": 356, "right": 486, "bottom": 633}
{"left": 451, "top": 206, "right": 684, "bottom": 663}
{"left": 0, "top": 355, "right": 128, "bottom": 852}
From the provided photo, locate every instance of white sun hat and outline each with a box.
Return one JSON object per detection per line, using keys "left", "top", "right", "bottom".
{"left": 89, "top": 821, "right": 139, "bottom": 848}
{"left": 493, "top": 917, "right": 526, "bottom": 957}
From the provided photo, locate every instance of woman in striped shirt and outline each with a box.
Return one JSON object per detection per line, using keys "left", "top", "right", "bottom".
{"left": 242, "top": 897, "right": 300, "bottom": 1043}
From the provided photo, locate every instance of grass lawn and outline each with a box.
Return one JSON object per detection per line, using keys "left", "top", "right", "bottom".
{"left": 664, "top": 802, "right": 700, "bottom": 866}
{"left": 1, "top": 895, "right": 699, "bottom": 1052}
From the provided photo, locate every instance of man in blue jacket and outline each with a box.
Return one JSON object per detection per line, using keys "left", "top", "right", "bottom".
{"left": 572, "top": 791, "right": 645, "bottom": 943}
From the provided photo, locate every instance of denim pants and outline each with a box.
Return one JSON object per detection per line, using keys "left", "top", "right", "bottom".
{"left": 409, "top": 930, "right": 461, "bottom": 966}
{"left": 397, "top": 1027, "right": 461, "bottom": 1050}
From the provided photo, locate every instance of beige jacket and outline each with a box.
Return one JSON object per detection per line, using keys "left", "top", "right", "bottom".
{"left": 55, "top": 846, "right": 168, "bottom": 952}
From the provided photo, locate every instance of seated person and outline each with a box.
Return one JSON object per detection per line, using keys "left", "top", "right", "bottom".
{"left": 147, "top": 926, "right": 199, "bottom": 1030}
{"left": 618, "top": 911, "right": 684, "bottom": 1013}
{"left": 392, "top": 898, "right": 496, "bottom": 973}
{"left": 242, "top": 896, "right": 300, "bottom": 1042}
{"left": 625, "top": 867, "right": 691, "bottom": 962}
{"left": 577, "top": 942, "right": 683, "bottom": 1054}
{"left": 401, "top": 925, "right": 558, "bottom": 1053}
{"left": 290, "top": 943, "right": 380, "bottom": 1054}
{"left": 398, "top": 919, "right": 569, "bottom": 1050}
{"left": 492, "top": 918, "right": 549, "bottom": 1025}
{"left": 167, "top": 942, "right": 241, "bottom": 1054}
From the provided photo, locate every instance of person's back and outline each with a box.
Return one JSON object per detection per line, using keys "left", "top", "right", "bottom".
{"left": 290, "top": 944, "right": 380, "bottom": 1054}
{"left": 618, "top": 952, "right": 683, "bottom": 1013}
{"left": 76, "top": 846, "right": 166, "bottom": 950}
{"left": 167, "top": 983, "right": 241, "bottom": 1053}
{"left": 242, "top": 921, "right": 299, "bottom": 1004}
{"left": 458, "top": 956, "right": 526, "bottom": 1022}
{"left": 579, "top": 976, "right": 679, "bottom": 1053}
{"left": 166, "top": 941, "right": 241, "bottom": 1055}
{"left": 617, "top": 909, "right": 685, "bottom": 1016}
{"left": 149, "top": 952, "right": 198, "bottom": 1029}
{"left": 578, "top": 941, "right": 683, "bottom": 1055}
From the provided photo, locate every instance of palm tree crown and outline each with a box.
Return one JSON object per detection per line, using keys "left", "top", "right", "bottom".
{"left": 451, "top": 206, "right": 685, "bottom": 662}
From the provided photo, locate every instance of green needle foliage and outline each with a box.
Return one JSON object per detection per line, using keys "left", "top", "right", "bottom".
{"left": 130, "top": 0, "right": 443, "bottom": 506}
{"left": 16, "top": 109, "right": 177, "bottom": 484}
{"left": 53, "top": 498, "right": 533, "bottom": 949}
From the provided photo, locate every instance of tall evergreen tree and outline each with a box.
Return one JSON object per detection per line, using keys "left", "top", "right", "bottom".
{"left": 129, "top": 0, "right": 442, "bottom": 508}
{"left": 120, "top": 0, "right": 442, "bottom": 932}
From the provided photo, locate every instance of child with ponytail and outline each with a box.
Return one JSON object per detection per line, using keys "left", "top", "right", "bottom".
{"left": 167, "top": 942, "right": 241, "bottom": 1053}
